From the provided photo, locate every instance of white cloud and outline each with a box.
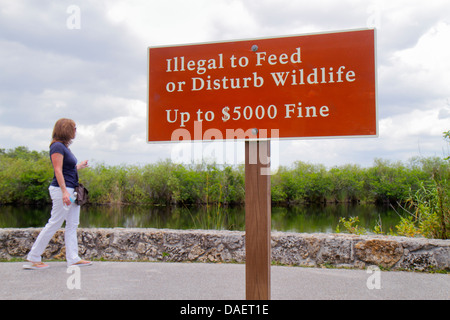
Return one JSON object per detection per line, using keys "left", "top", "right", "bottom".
{"left": 1, "top": 0, "right": 450, "bottom": 168}
{"left": 378, "top": 21, "right": 450, "bottom": 120}
{"left": 394, "top": 22, "right": 450, "bottom": 97}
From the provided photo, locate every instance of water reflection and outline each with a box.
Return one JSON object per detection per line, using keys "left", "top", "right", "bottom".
{"left": 272, "top": 204, "right": 400, "bottom": 234}
{"left": 82, "top": 205, "right": 247, "bottom": 231}
{"left": 0, "top": 203, "right": 401, "bottom": 233}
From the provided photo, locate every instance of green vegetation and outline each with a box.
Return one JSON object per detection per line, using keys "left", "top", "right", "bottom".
{"left": 335, "top": 216, "right": 366, "bottom": 235}
{"left": 1, "top": 130, "right": 449, "bottom": 238}
{"left": 0, "top": 146, "right": 54, "bottom": 204}
{"left": 335, "top": 130, "right": 450, "bottom": 239}
{"left": 395, "top": 175, "right": 449, "bottom": 239}
{"left": 1, "top": 146, "right": 448, "bottom": 208}
{"left": 0, "top": 150, "right": 246, "bottom": 206}
{"left": 270, "top": 158, "right": 443, "bottom": 205}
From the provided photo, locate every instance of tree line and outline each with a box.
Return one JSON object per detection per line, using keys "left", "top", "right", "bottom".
{"left": 0, "top": 145, "right": 447, "bottom": 206}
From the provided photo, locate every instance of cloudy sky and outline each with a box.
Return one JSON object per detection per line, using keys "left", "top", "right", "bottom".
{"left": 1, "top": 0, "right": 449, "bottom": 169}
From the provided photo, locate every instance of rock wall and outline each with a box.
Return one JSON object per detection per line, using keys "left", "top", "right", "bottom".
{"left": 1, "top": 228, "right": 449, "bottom": 271}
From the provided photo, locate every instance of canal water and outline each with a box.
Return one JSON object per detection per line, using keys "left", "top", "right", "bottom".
{"left": 0, "top": 203, "right": 402, "bottom": 234}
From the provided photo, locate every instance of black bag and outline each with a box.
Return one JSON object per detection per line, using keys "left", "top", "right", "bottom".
{"left": 75, "top": 183, "right": 89, "bottom": 206}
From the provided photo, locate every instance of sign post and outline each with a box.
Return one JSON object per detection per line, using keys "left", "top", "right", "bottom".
{"left": 245, "top": 140, "right": 271, "bottom": 300}
{"left": 147, "top": 29, "right": 377, "bottom": 300}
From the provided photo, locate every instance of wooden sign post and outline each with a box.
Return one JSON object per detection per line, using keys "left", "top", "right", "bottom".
{"left": 245, "top": 140, "right": 271, "bottom": 300}
{"left": 147, "top": 29, "right": 377, "bottom": 300}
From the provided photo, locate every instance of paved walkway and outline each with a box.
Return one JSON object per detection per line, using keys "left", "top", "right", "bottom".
{"left": 0, "top": 261, "right": 448, "bottom": 300}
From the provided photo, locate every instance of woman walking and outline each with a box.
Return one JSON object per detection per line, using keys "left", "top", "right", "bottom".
{"left": 24, "top": 118, "right": 92, "bottom": 269}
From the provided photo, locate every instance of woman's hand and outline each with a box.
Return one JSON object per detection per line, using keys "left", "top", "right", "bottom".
{"left": 62, "top": 189, "right": 71, "bottom": 206}
{"left": 77, "top": 160, "right": 89, "bottom": 170}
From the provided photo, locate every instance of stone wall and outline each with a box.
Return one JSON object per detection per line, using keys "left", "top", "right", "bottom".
{"left": 1, "top": 228, "right": 449, "bottom": 271}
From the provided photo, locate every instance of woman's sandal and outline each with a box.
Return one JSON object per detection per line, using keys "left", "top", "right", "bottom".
{"left": 23, "top": 261, "right": 50, "bottom": 270}
{"left": 71, "top": 260, "right": 92, "bottom": 267}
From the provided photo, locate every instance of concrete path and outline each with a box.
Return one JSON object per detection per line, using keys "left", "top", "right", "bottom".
{"left": 0, "top": 261, "right": 448, "bottom": 300}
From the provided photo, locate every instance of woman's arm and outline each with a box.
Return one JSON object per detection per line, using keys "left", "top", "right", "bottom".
{"left": 51, "top": 153, "right": 71, "bottom": 206}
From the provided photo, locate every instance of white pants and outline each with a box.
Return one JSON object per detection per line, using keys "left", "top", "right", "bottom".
{"left": 27, "top": 186, "right": 81, "bottom": 266}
